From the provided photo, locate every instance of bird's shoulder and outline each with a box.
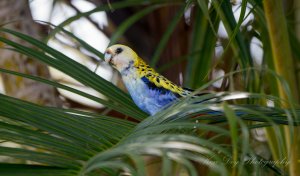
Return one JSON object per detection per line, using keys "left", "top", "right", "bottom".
{"left": 134, "top": 58, "right": 191, "bottom": 97}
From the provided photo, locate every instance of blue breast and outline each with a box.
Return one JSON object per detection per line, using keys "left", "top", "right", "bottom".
{"left": 122, "top": 75, "right": 178, "bottom": 115}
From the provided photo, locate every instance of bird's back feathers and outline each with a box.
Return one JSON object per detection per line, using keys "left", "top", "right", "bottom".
{"left": 134, "top": 57, "right": 192, "bottom": 98}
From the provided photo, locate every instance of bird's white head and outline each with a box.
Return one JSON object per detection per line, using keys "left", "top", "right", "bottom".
{"left": 104, "top": 44, "right": 138, "bottom": 73}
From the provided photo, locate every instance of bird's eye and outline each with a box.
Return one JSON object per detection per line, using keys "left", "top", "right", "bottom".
{"left": 115, "top": 48, "right": 123, "bottom": 54}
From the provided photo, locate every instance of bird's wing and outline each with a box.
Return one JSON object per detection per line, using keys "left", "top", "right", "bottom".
{"left": 141, "top": 76, "right": 182, "bottom": 97}
{"left": 136, "top": 63, "right": 191, "bottom": 98}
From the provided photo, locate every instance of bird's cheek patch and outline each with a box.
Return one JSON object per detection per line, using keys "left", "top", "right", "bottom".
{"left": 115, "top": 57, "right": 129, "bottom": 68}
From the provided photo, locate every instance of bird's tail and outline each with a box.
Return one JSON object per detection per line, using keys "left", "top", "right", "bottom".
{"left": 176, "top": 91, "right": 300, "bottom": 125}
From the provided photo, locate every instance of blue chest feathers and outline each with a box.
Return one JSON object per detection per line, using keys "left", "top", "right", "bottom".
{"left": 122, "top": 73, "right": 178, "bottom": 115}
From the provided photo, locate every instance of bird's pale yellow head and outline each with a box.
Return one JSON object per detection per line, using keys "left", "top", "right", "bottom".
{"left": 104, "top": 44, "right": 138, "bottom": 72}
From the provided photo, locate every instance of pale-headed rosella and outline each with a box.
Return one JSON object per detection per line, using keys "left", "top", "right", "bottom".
{"left": 104, "top": 44, "right": 193, "bottom": 115}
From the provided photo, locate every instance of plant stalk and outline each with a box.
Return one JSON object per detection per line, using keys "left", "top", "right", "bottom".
{"left": 263, "top": 0, "right": 300, "bottom": 175}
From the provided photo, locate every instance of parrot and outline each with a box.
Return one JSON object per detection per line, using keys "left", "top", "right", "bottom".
{"left": 103, "top": 44, "right": 298, "bottom": 127}
{"left": 104, "top": 44, "right": 194, "bottom": 115}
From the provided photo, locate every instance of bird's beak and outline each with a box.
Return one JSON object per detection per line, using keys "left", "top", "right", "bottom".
{"left": 104, "top": 48, "right": 114, "bottom": 64}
